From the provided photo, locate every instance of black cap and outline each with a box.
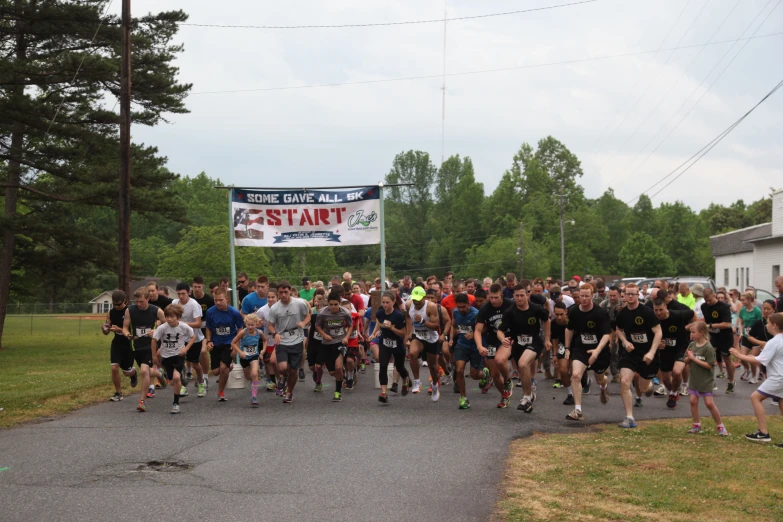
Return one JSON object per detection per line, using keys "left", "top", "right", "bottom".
{"left": 302, "top": 276, "right": 310, "bottom": 284}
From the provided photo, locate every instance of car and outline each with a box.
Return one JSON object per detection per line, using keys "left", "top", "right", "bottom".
{"left": 637, "top": 277, "right": 674, "bottom": 290}
{"left": 670, "top": 276, "right": 716, "bottom": 293}
{"left": 608, "top": 277, "right": 646, "bottom": 288}
{"left": 754, "top": 288, "right": 777, "bottom": 303}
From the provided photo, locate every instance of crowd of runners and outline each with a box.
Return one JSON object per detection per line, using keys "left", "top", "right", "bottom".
{"left": 102, "top": 271, "right": 783, "bottom": 445}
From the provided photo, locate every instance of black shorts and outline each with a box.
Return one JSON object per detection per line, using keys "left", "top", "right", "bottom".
{"left": 161, "top": 355, "right": 185, "bottom": 381}
{"left": 210, "top": 344, "right": 233, "bottom": 370}
{"left": 740, "top": 337, "right": 755, "bottom": 349}
{"left": 713, "top": 342, "right": 732, "bottom": 357}
{"left": 239, "top": 354, "right": 260, "bottom": 368}
{"left": 345, "top": 346, "right": 360, "bottom": 360}
{"left": 571, "top": 346, "right": 610, "bottom": 374}
{"left": 659, "top": 347, "right": 686, "bottom": 372}
{"left": 186, "top": 340, "right": 203, "bottom": 363}
{"left": 133, "top": 349, "right": 153, "bottom": 368}
{"left": 323, "top": 343, "right": 346, "bottom": 372}
{"left": 308, "top": 338, "right": 323, "bottom": 367}
{"left": 512, "top": 343, "right": 542, "bottom": 362}
{"left": 619, "top": 356, "right": 659, "bottom": 380}
{"left": 421, "top": 340, "right": 441, "bottom": 356}
{"left": 111, "top": 341, "right": 134, "bottom": 371}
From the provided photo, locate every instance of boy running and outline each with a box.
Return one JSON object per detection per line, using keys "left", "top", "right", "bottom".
{"left": 152, "top": 304, "right": 195, "bottom": 414}
{"left": 315, "top": 292, "right": 353, "bottom": 402}
{"left": 205, "top": 288, "right": 244, "bottom": 402}
{"left": 102, "top": 290, "right": 137, "bottom": 401}
{"left": 123, "top": 287, "right": 167, "bottom": 412}
{"left": 450, "top": 294, "right": 482, "bottom": 410}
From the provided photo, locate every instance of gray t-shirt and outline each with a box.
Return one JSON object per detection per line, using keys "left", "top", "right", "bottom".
{"left": 315, "top": 307, "right": 352, "bottom": 345}
{"left": 153, "top": 322, "right": 194, "bottom": 359}
{"left": 267, "top": 297, "right": 310, "bottom": 346}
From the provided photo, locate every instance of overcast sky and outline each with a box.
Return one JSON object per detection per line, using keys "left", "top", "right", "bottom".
{"left": 120, "top": 0, "right": 783, "bottom": 211}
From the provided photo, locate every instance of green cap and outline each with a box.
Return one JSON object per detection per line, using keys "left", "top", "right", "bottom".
{"left": 410, "top": 287, "right": 426, "bottom": 301}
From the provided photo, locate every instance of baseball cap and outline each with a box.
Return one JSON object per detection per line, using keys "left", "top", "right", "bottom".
{"left": 573, "top": 275, "right": 582, "bottom": 283}
{"left": 410, "top": 286, "right": 426, "bottom": 301}
{"left": 302, "top": 276, "right": 310, "bottom": 284}
{"left": 691, "top": 283, "right": 704, "bottom": 297}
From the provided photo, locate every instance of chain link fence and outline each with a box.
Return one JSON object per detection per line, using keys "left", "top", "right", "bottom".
{"left": 6, "top": 304, "right": 106, "bottom": 336}
{"left": 8, "top": 303, "right": 95, "bottom": 315}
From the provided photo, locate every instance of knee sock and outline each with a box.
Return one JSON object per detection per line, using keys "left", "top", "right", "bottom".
{"left": 251, "top": 381, "right": 258, "bottom": 398}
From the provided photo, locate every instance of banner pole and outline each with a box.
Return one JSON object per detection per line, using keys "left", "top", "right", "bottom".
{"left": 379, "top": 183, "right": 386, "bottom": 290}
{"left": 228, "top": 188, "right": 238, "bottom": 309}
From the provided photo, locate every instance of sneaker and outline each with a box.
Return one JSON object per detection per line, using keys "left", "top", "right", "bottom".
{"left": 378, "top": 393, "right": 389, "bottom": 404}
{"left": 717, "top": 426, "right": 730, "bottom": 437}
{"left": 129, "top": 370, "right": 138, "bottom": 388}
{"left": 582, "top": 377, "right": 592, "bottom": 395}
{"left": 680, "top": 384, "right": 689, "bottom": 396}
{"left": 412, "top": 380, "right": 422, "bottom": 394}
{"left": 422, "top": 360, "right": 428, "bottom": 368}
{"left": 427, "top": 385, "right": 433, "bottom": 395}
{"left": 109, "top": 392, "right": 123, "bottom": 402}
{"left": 146, "top": 388, "right": 155, "bottom": 399}
{"left": 654, "top": 385, "right": 667, "bottom": 397}
{"left": 390, "top": 382, "right": 399, "bottom": 394}
{"left": 332, "top": 391, "right": 342, "bottom": 402}
{"left": 618, "top": 417, "right": 637, "bottom": 429}
{"left": 203, "top": 376, "right": 209, "bottom": 390}
{"left": 563, "top": 394, "right": 575, "bottom": 406}
{"left": 745, "top": 430, "right": 771, "bottom": 443}
{"left": 481, "top": 376, "right": 493, "bottom": 394}
{"left": 197, "top": 382, "right": 205, "bottom": 397}
{"left": 171, "top": 403, "right": 180, "bottom": 414}
{"left": 600, "top": 386, "right": 609, "bottom": 405}
{"left": 441, "top": 372, "right": 451, "bottom": 386}
{"left": 552, "top": 379, "right": 563, "bottom": 388}
{"left": 652, "top": 377, "right": 660, "bottom": 385}
{"left": 517, "top": 398, "right": 534, "bottom": 413}
{"left": 740, "top": 369, "right": 749, "bottom": 381}
{"left": 497, "top": 397, "right": 510, "bottom": 409}
{"left": 666, "top": 395, "right": 677, "bottom": 409}
{"left": 431, "top": 383, "right": 440, "bottom": 402}
{"left": 458, "top": 397, "right": 471, "bottom": 410}
{"left": 314, "top": 383, "right": 323, "bottom": 392}
{"left": 136, "top": 400, "right": 146, "bottom": 412}
{"left": 726, "top": 382, "right": 735, "bottom": 394}
{"left": 504, "top": 379, "right": 513, "bottom": 397}
{"left": 266, "top": 380, "right": 275, "bottom": 391}
{"left": 275, "top": 387, "right": 284, "bottom": 397}
{"left": 187, "top": 370, "right": 193, "bottom": 382}
{"left": 180, "top": 386, "right": 188, "bottom": 397}
{"left": 634, "top": 397, "right": 643, "bottom": 408}
{"left": 158, "top": 371, "right": 167, "bottom": 389}
{"left": 251, "top": 396, "right": 259, "bottom": 407}
{"left": 566, "top": 409, "right": 583, "bottom": 421}
{"left": 218, "top": 392, "right": 227, "bottom": 402}
{"left": 479, "top": 368, "right": 489, "bottom": 389}
{"left": 511, "top": 370, "right": 520, "bottom": 382}
{"left": 402, "top": 379, "right": 411, "bottom": 396}
{"left": 283, "top": 393, "right": 293, "bottom": 403}
{"left": 346, "top": 379, "right": 354, "bottom": 391}
{"left": 716, "top": 371, "right": 726, "bottom": 379}
{"left": 688, "top": 424, "right": 702, "bottom": 434}
{"left": 361, "top": 363, "right": 366, "bottom": 373}
{"left": 749, "top": 377, "right": 758, "bottom": 384}
{"left": 610, "top": 374, "right": 621, "bottom": 384}
{"left": 298, "top": 368, "right": 305, "bottom": 381}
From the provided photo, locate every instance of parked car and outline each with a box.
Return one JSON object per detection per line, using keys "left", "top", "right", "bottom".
{"left": 637, "top": 277, "right": 674, "bottom": 290}
{"left": 670, "top": 276, "right": 717, "bottom": 293}
{"left": 607, "top": 277, "right": 646, "bottom": 288}
{"left": 754, "top": 288, "right": 778, "bottom": 303}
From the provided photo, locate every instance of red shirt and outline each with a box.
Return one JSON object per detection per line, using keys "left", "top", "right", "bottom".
{"left": 439, "top": 293, "right": 475, "bottom": 317}
{"left": 349, "top": 293, "right": 365, "bottom": 313}
{"left": 348, "top": 312, "right": 362, "bottom": 348}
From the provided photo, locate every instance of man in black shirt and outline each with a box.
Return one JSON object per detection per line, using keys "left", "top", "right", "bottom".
{"left": 147, "top": 282, "right": 173, "bottom": 310}
{"left": 615, "top": 283, "right": 662, "bottom": 429}
{"left": 653, "top": 299, "right": 695, "bottom": 408}
{"left": 475, "top": 284, "right": 515, "bottom": 408}
{"left": 551, "top": 302, "right": 571, "bottom": 394}
{"left": 190, "top": 276, "right": 214, "bottom": 387}
{"left": 236, "top": 271, "right": 250, "bottom": 303}
{"left": 700, "top": 288, "right": 735, "bottom": 393}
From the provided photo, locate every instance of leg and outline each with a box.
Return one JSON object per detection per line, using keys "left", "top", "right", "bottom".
{"left": 111, "top": 364, "right": 122, "bottom": 393}
{"left": 495, "top": 345, "right": 512, "bottom": 389}
{"left": 518, "top": 350, "right": 538, "bottom": 397}
{"left": 456, "top": 360, "right": 467, "bottom": 396}
{"left": 487, "top": 358, "right": 503, "bottom": 394}
{"left": 620, "top": 368, "right": 635, "bottom": 419}
{"left": 558, "top": 355, "right": 572, "bottom": 388}
{"left": 427, "top": 352, "right": 440, "bottom": 384}
{"left": 703, "top": 395, "right": 723, "bottom": 427}
{"left": 409, "top": 340, "right": 422, "bottom": 380}
{"left": 218, "top": 362, "right": 230, "bottom": 393}
{"left": 689, "top": 394, "right": 700, "bottom": 423}
{"left": 140, "top": 363, "right": 151, "bottom": 391}
{"left": 750, "top": 391, "right": 769, "bottom": 434}
{"left": 571, "top": 360, "right": 586, "bottom": 409}
{"left": 724, "top": 350, "right": 735, "bottom": 382}
{"left": 379, "top": 347, "right": 391, "bottom": 394}
{"left": 672, "top": 361, "right": 685, "bottom": 393}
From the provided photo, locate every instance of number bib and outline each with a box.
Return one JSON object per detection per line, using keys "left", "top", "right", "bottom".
{"left": 663, "top": 338, "right": 676, "bottom": 347}
{"left": 135, "top": 327, "right": 150, "bottom": 337}
{"left": 517, "top": 335, "right": 533, "bottom": 346}
{"left": 709, "top": 328, "right": 719, "bottom": 334}
{"left": 580, "top": 333, "right": 598, "bottom": 345}
{"left": 216, "top": 326, "right": 231, "bottom": 336}
{"left": 313, "top": 331, "right": 323, "bottom": 341}
{"left": 244, "top": 344, "right": 258, "bottom": 355}
{"left": 486, "top": 345, "right": 498, "bottom": 357}
{"left": 630, "top": 332, "right": 648, "bottom": 344}
{"left": 557, "top": 345, "right": 566, "bottom": 356}
{"left": 744, "top": 327, "right": 751, "bottom": 336}
{"left": 383, "top": 337, "right": 397, "bottom": 349}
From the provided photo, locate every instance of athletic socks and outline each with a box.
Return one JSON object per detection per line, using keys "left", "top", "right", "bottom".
{"left": 173, "top": 394, "right": 180, "bottom": 405}
{"left": 251, "top": 381, "right": 258, "bottom": 398}
{"left": 567, "top": 387, "right": 573, "bottom": 395}
{"left": 575, "top": 405, "right": 582, "bottom": 412}
{"left": 336, "top": 379, "right": 342, "bottom": 393}
{"left": 523, "top": 394, "right": 532, "bottom": 401}
{"left": 270, "top": 374, "right": 276, "bottom": 384}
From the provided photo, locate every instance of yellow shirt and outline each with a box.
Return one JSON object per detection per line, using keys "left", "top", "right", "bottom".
{"left": 677, "top": 293, "right": 696, "bottom": 310}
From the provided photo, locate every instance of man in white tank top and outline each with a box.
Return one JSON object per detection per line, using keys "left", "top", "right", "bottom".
{"left": 405, "top": 286, "right": 443, "bottom": 401}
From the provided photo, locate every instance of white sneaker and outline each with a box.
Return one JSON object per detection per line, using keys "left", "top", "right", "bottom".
{"left": 680, "top": 383, "right": 688, "bottom": 396}
{"left": 422, "top": 361, "right": 429, "bottom": 368}
{"left": 431, "top": 383, "right": 440, "bottom": 402}
{"left": 749, "top": 377, "right": 758, "bottom": 384}
{"left": 412, "top": 380, "right": 422, "bottom": 394}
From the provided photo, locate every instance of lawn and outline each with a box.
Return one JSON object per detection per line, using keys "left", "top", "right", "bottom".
{"left": 495, "top": 417, "right": 783, "bottom": 522}
{"left": 0, "top": 315, "right": 125, "bottom": 428}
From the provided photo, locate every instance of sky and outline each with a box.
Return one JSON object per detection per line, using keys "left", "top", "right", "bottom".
{"left": 116, "top": 0, "right": 783, "bottom": 211}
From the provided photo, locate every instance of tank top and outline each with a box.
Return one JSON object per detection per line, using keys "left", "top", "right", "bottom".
{"left": 109, "top": 306, "right": 130, "bottom": 347}
{"left": 128, "top": 304, "right": 159, "bottom": 350}
{"left": 408, "top": 301, "right": 439, "bottom": 344}
{"left": 240, "top": 330, "right": 262, "bottom": 357}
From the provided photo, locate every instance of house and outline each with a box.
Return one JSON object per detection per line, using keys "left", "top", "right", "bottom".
{"left": 89, "top": 277, "right": 180, "bottom": 314}
{"left": 710, "top": 188, "right": 783, "bottom": 293}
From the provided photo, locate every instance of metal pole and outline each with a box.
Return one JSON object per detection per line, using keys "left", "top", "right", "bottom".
{"left": 228, "top": 189, "right": 238, "bottom": 309}
{"left": 118, "top": 0, "right": 132, "bottom": 297}
{"left": 379, "top": 183, "right": 386, "bottom": 290}
{"left": 440, "top": 0, "right": 447, "bottom": 166}
{"left": 559, "top": 187, "right": 565, "bottom": 283}
{"left": 518, "top": 221, "right": 524, "bottom": 279}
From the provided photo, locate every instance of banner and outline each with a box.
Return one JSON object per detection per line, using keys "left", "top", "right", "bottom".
{"left": 231, "top": 187, "right": 381, "bottom": 247}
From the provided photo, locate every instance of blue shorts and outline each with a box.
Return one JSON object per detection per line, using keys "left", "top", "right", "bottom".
{"left": 455, "top": 343, "right": 482, "bottom": 370}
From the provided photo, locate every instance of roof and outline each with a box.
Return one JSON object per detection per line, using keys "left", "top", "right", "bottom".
{"left": 710, "top": 223, "right": 771, "bottom": 257}
{"left": 129, "top": 276, "right": 180, "bottom": 291}
{"left": 89, "top": 290, "right": 113, "bottom": 303}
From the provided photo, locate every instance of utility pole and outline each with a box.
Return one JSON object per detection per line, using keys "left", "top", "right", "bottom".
{"left": 518, "top": 221, "right": 524, "bottom": 279}
{"left": 440, "top": 0, "right": 446, "bottom": 165}
{"left": 559, "top": 186, "right": 565, "bottom": 283}
{"left": 118, "top": 0, "right": 132, "bottom": 296}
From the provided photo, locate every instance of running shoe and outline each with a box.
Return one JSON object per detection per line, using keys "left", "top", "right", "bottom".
{"left": 180, "top": 386, "right": 188, "bottom": 397}
{"left": 283, "top": 393, "right": 293, "bottom": 403}
{"left": 479, "top": 368, "right": 489, "bottom": 389}
{"left": 740, "top": 369, "right": 749, "bottom": 381}
{"left": 566, "top": 409, "right": 583, "bottom": 421}
{"left": 266, "top": 380, "right": 276, "bottom": 391}
{"left": 552, "top": 379, "right": 563, "bottom": 389}
{"left": 745, "top": 430, "right": 770, "bottom": 443}
{"left": 517, "top": 398, "right": 533, "bottom": 413}
{"left": 666, "top": 395, "right": 677, "bottom": 409}
{"left": 218, "top": 391, "right": 227, "bottom": 402}
{"left": 717, "top": 426, "right": 730, "bottom": 437}
{"left": 749, "top": 377, "right": 758, "bottom": 384}
{"left": 136, "top": 400, "right": 146, "bottom": 412}
{"left": 582, "top": 377, "right": 592, "bottom": 395}
{"left": 504, "top": 379, "right": 513, "bottom": 397}
{"left": 332, "top": 392, "right": 342, "bottom": 402}
{"left": 171, "top": 403, "right": 180, "bottom": 414}
{"left": 422, "top": 360, "right": 428, "bottom": 368}
{"left": 600, "top": 386, "right": 609, "bottom": 405}
{"left": 497, "top": 397, "right": 510, "bottom": 409}
{"left": 197, "top": 382, "right": 205, "bottom": 397}
{"left": 203, "top": 377, "right": 209, "bottom": 390}
{"left": 402, "top": 378, "right": 411, "bottom": 397}
{"left": 129, "top": 370, "right": 138, "bottom": 388}
{"left": 314, "top": 383, "right": 323, "bottom": 392}
{"left": 726, "top": 382, "right": 735, "bottom": 394}
{"left": 158, "top": 371, "right": 167, "bottom": 389}
{"left": 563, "top": 394, "right": 574, "bottom": 406}
{"left": 251, "top": 396, "right": 259, "bottom": 407}
{"left": 634, "top": 397, "right": 643, "bottom": 408}
{"left": 412, "top": 380, "right": 422, "bottom": 394}
{"left": 458, "top": 397, "right": 471, "bottom": 410}
{"left": 654, "top": 385, "right": 667, "bottom": 397}
{"left": 511, "top": 370, "right": 520, "bottom": 382}
{"left": 146, "top": 387, "right": 155, "bottom": 399}
{"left": 109, "top": 392, "right": 123, "bottom": 402}
{"left": 427, "top": 385, "right": 432, "bottom": 395}
{"left": 275, "top": 387, "right": 284, "bottom": 397}
{"left": 618, "top": 417, "right": 637, "bottom": 429}
{"left": 298, "top": 368, "right": 305, "bottom": 381}
{"left": 361, "top": 363, "right": 366, "bottom": 373}
{"left": 378, "top": 393, "right": 389, "bottom": 404}
{"left": 187, "top": 370, "right": 193, "bottom": 382}
{"left": 431, "top": 383, "right": 440, "bottom": 402}
{"left": 680, "top": 383, "right": 689, "bottom": 396}
{"left": 716, "top": 371, "right": 726, "bottom": 379}
{"left": 688, "top": 424, "right": 702, "bottom": 434}
{"left": 346, "top": 379, "right": 354, "bottom": 391}
{"left": 390, "top": 382, "right": 399, "bottom": 394}
{"left": 652, "top": 377, "right": 660, "bottom": 385}
{"left": 441, "top": 372, "right": 451, "bottom": 386}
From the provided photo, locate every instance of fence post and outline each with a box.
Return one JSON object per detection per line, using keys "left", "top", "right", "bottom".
{"left": 79, "top": 316, "right": 82, "bottom": 336}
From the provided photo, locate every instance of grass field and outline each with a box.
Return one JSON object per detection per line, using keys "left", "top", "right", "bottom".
{"left": 0, "top": 315, "right": 125, "bottom": 428}
{"left": 495, "top": 417, "right": 783, "bottom": 522}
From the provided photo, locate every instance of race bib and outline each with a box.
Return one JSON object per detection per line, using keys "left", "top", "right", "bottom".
{"left": 663, "top": 338, "right": 676, "bottom": 347}
{"left": 350, "top": 329, "right": 359, "bottom": 339}
{"left": 744, "top": 327, "right": 751, "bottom": 336}
{"left": 313, "top": 331, "right": 323, "bottom": 341}
{"left": 580, "top": 333, "right": 598, "bottom": 344}
{"left": 709, "top": 328, "right": 719, "bottom": 334}
{"left": 216, "top": 326, "right": 231, "bottom": 336}
{"left": 414, "top": 327, "right": 430, "bottom": 340}
{"left": 557, "top": 345, "right": 566, "bottom": 356}
{"left": 330, "top": 328, "right": 345, "bottom": 337}
{"left": 135, "top": 327, "right": 150, "bottom": 337}
{"left": 630, "top": 332, "right": 648, "bottom": 344}
{"left": 244, "top": 344, "right": 258, "bottom": 355}
{"left": 457, "top": 325, "right": 473, "bottom": 335}
{"left": 383, "top": 337, "right": 397, "bottom": 349}
{"left": 486, "top": 345, "right": 498, "bottom": 357}
{"left": 517, "top": 335, "right": 533, "bottom": 346}
{"left": 281, "top": 329, "right": 297, "bottom": 340}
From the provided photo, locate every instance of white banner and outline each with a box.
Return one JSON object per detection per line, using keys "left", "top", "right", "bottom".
{"left": 231, "top": 187, "right": 381, "bottom": 247}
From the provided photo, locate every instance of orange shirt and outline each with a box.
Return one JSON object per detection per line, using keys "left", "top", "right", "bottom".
{"left": 439, "top": 293, "right": 476, "bottom": 317}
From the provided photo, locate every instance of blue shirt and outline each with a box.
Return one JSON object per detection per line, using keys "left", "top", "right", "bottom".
{"left": 241, "top": 292, "right": 268, "bottom": 315}
{"left": 453, "top": 306, "right": 479, "bottom": 350}
{"left": 206, "top": 306, "right": 244, "bottom": 346}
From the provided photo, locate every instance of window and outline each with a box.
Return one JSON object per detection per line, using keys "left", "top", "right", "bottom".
{"left": 746, "top": 267, "right": 750, "bottom": 287}
{"left": 774, "top": 265, "right": 781, "bottom": 288}
{"left": 724, "top": 268, "right": 729, "bottom": 286}
{"left": 102, "top": 300, "right": 110, "bottom": 313}
{"left": 736, "top": 268, "right": 739, "bottom": 287}
{"left": 740, "top": 268, "right": 744, "bottom": 289}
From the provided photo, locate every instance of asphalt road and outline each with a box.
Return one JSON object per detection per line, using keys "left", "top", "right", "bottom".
{"left": 0, "top": 367, "right": 771, "bottom": 521}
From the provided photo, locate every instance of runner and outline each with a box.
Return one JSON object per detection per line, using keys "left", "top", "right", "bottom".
{"left": 147, "top": 281, "right": 173, "bottom": 310}
{"left": 151, "top": 304, "right": 195, "bottom": 414}
{"left": 551, "top": 302, "right": 571, "bottom": 397}
{"left": 241, "top": 275, "right": 269, "bottom": 316}
{"left": 190, "top": 276, "right": 214, "bottom": 389}
{"left": 266, "top": 281, "right": 311, "bottom": 403}
{"left": 205, "top": 288, "right": 244, "bottom": 402}
{"left": 425, "top": 288, "right": 452, "bottom": 389}
{"left": 230, "top": 313, "right": 266, "bottom": 407}
{"left": 685, "top": 321, "right": 729, "bottom": 436}
{"left": 370, "top": 291, "right": 411, "bottom": 404}
{"left": 615, "top": 283, "right": 662, "bottom": 428}
{"left": 736, "top": 291, "right": 763, "bottom": 383}
{"left": 172, "top": 283, "right": 206, "bottom": 398}
{"left": 450, "top": 294, "right": 482, "bottom": 409}
{"left": 475, "top": 283, "right": 515, "bottom": 408}
{"left": 102, "top": 290, "right": 136, "bottom": 402}
{"left": 600, "top": 286, "right": 623, "bottom": 383}
{"left": 652, "top": 298, "right": 695, "bottom": 409}
{"left": 122, "top": 287, "right": 167, "bottom": 412}
{"left": 342, "top": 298, "right": 363, "bottom": 390}
{"left": 700, "top": 288, "right": 735, "bottom": 394}
{"left": 405, "top": 286, "right": 442, "bottom": 400}
{"left": 564, "top": 284, "right": 612, "bottom": 421}
{"left": 315, "top": 292, "right": 353, "bottom": 402}
{"left": 258, "top": 288, "right": 281, "bottom": 393}
{"left": 496, "top": 284, "right": 551, "bottom": 414}
{"left": 307, "top": 290, "right": 326, "bottom": 392}
{"left": 747, "top": 300, "right": 776, "bottom": 381}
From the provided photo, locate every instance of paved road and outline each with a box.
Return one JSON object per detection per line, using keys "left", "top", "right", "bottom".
{"left": 0, "top": 367, "right": 771, "bottom": 522}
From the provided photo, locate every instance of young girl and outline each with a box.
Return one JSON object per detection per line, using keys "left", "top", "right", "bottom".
{"left": 747, "top": 300, "right": 776, "bottom": 382}
{"left": 730, "top": 313, "right": 783, "bottom": 445}
{"left": 685, "top": 321, "right": 729, "bottom": 436}
{"left": 736, "top": 291, "right": 763, "bottom": 383}
{"left": 152, "top": 304, "right": 195, "bottom": 414}
{"left": 231, "top": 313, "right": 266, "bottom": 407}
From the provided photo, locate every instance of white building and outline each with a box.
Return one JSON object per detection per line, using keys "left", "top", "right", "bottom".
{"left": 710, "top": 188, "right": 783, "bottom": 293}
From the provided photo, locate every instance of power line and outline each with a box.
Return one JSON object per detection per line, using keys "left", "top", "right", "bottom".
{"left": 626, "top": 76, "right": 783, "bottom": 204}
{"left": 189, "top": 31, "right": 783, "bottom": 95}
{"left": 178, "top": 0, "right": 600, "bottom": 30}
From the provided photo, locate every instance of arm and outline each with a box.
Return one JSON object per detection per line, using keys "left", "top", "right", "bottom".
{"left": 185, "top": 307, "right": 202, "bottom": 330}
{"left": 644, "top": 325, "right": 663, "bottom": 363}
{"left": 342, "top": 317, "right": 353, "bottom": 345}
{"left": 180, "top": 334, "right": 194, "bottom": 357}
{"left": 729, "top": 347, "right": 760, "bottom": 365}
{"left": 204, "top": 312, "right": 213, "bottom": 349}
{"left": 231, "top": 329, "right": 246, "bottom": 358}
{"left": 122, "top": 308, "right": 132, "bottom": 339}
{"left": 474, "top": 322, "right": 487, "bottom": 355}
{"left": 441, "top": 312, "right": 451, "bottom": 343}
{"left": 543, "top": 319, "right": 551, "bottom": 351}
{"left": 297, "top": 308, "right": 311, "bottom": 330}
{"left": 152, "top": 337, "right": 160, "bottom": 365}
{"left": 102, "top": 311, "right": 112, "bottom": 336}
{"left": 686, "top": 350, "right": 713, "bottom": 370}
{"left": 616, "top": 327, "right": 634, "bottom": 352}
{"left": 422, "top": 303, "right": 439, "bottom": 331}
{"left": 565, "top": 328, "right": 573, "bottom": 351}
{"left": 155, "top": 308, "right": 166, "bottom": 330}
{"left": 588, "top": 334, "right": 611, "bottom": 364}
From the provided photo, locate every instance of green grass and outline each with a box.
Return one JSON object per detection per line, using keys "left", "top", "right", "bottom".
{"left": 0, "top": 316, "right": 125, "bottom": 428}
{"left": 495, "top": 417, "right": 783, "bottom": 522}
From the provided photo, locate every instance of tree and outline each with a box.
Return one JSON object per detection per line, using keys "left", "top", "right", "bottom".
{"left": 618, "top": 232, "right": 675, "bottom": 275}
{"left": 0, "top": 1, "right": 191, "bottom": 347}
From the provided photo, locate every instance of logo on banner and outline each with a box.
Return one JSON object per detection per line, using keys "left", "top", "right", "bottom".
{"left": 347, "top": 210, "right": 378, "bottom": 228}
{"left": 273, "top": 231, "right": 342, "bottom": 244}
